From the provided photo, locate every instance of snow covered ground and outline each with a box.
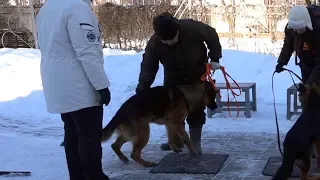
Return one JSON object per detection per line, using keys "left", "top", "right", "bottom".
{"left": 0, "top": 43, "right": 302, "bottom": 179}
{"left": 219, "top": 37, "right": 284, "bottom": 56}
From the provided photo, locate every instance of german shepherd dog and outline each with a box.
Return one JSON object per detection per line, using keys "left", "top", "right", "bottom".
{"left": 101, "top": 80, "right": 217, "bottom": 167}
{"left": 273, "top": 82, "right": 320, "bottom": 180}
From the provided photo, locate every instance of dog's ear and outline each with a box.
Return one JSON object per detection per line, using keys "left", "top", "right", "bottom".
{"left": 203, "top": 80, "right": 218, "bottom": 111}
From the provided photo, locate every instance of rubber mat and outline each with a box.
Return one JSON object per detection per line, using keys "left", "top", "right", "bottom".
{"left": 262, "top": 156, "right": 320, "bottom": 177}
{"left": 150, "top": 153, "right": 228, "bottom": 174}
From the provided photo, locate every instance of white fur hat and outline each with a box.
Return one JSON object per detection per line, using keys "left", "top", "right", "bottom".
{"left": 287, "top": 5, "right": 313, "bottom": 31}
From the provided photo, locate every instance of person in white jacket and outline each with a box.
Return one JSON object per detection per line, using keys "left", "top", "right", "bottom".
{"left": 36, "top": 0, "right": 110, "bottom": 179}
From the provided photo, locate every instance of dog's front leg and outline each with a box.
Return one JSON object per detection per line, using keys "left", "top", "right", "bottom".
{"left": 273, "top": 148, "right": 296, "bottom": 180}
{"left": 170, "top": 123, "right": 197, "bottom": 156}
{"left": 130, "top": 124, "right": 158, "bottom": 167}
{"left": 165, "top": 124, "right": 183, "bottom": 153}
{"left": 295, "top": 155, "right": 311, "bottom": 180}
{"left": 314, "top": 139, "right": 320, "bottom": 168}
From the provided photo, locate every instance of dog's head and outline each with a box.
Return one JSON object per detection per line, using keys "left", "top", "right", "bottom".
{"left": 203, "top": 80, "right": 218, "bottom": 111}
{"left": 178, "top": 80, "right": 218, "bottom": 112}
{"left": 298, "top": 81, "right": 320, "bottom": 109}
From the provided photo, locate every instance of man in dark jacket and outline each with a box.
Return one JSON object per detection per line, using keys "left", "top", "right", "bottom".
{"left": 273, "top": 7, "right": 320, "bottom": 178}
{"left": 275, "top": 5, "right": 320, "bottom": 98}
{"left": 135, "top": 12, "right": 222, "bottom": 154}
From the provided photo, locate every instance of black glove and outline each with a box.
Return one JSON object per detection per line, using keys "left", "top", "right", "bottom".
{"left": 135, "top": 88, "right": 142, "bottom": 94}
{"left": 135, "top": 84, "right": 150, "bottom": 94}
{"left": 98, "top": 88, "right": 111, "bottom": 106}
{"left": 275, "top": 63, "right": 284, "bottom": 73}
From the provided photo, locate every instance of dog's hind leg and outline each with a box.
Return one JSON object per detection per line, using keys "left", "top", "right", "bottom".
{"left": 130, "top": 123, "right": 157, "bottom": 167}
{"left": 172, "top": 123, "right": 197, "bottom": 156}
{"left": 111, "top": 135, "right": 129, "bottom": 163}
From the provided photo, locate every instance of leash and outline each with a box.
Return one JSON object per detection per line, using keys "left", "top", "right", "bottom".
{"left": 272, "top": 67, "right": 303, "bottom": 157}
{"left": 201, "top": 63, "right": 242, "bottom": 120}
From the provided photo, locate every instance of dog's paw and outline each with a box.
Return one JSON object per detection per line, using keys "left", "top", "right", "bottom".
{"left": 188, "top": 148, "right": 203, "bottom": 156}
{"left": 172, "top": 147, "right": 183, "bottom": 153}
{"left": 119, "top": 156, "right": 129, "bottom": 163}
{"left": 308, "top": 176, "right": 320, "bottom": 180}
{"left": 143, "top": 161, "right": 158, "bottom": 167}
{"left": 123, "top": 157, "right": 129, "bottom": 163}
{"left": 190, "top": 151, "right": 198, "bottom": 156}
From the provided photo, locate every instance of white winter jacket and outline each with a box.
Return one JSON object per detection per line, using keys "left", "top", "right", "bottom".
{"left": 36, "top": 0, "right": 110, "bottom": 114}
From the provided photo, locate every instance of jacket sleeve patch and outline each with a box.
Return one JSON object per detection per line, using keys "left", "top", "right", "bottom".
{"left": 80, "top": 23, "right": 94, "bottom": 30}
{"left": 86, "top": 31, "right": 96, "bottom": 42}
{"left": 79, "top": 23, "right": 98, "bottom": 44}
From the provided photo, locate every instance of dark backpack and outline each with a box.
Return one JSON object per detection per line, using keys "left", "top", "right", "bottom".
{"left": 307, "top": 5, "right": 320, "bottom": 30}
{"left": 291, "top": 5, "right": 320, "bottom": 65}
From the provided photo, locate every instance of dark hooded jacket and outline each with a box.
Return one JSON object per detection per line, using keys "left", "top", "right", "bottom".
{"left": 136, "top": 13, "right": 222, "bottom": 91}
{"left": 278, "top": 7, "right": 320, "bottom": 84}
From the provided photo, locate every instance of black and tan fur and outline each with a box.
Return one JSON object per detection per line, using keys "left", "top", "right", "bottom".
{"left": 273, "top": 82, "right": 320, "bottom": 180}
{"left": 101, "top": 80, "right": 217, "bottom": 167}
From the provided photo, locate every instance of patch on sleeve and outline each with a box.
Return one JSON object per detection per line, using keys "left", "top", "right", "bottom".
{"left": 80, "top": 23, "right": 94, "bottom": 30}
{"left": 86, "top": 31, "right": 96, "bottom": 42}
{"left": 79, "top": 23, "right": 98, "bottom": 44}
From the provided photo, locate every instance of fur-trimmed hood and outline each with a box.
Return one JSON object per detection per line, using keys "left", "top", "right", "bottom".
{"left": 287, "top": 5, "right": 313, "bottom": 30}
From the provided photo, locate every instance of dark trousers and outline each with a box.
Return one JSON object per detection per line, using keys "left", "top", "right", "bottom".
{"left": 186, "top": 106, "right": 206, "bottom": 128}
{"left": 61, "top": 106, "right": 109, "bottom": 180}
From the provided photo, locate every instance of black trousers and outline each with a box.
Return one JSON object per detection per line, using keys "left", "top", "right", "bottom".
{"left": 61, "top": 106, "right": 109, "bottom": 180}
{"left": 186, "top": 106, "right": 206, "bottom": 128}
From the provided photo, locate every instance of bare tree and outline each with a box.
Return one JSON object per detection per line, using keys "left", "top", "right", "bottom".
{"left": 0, "top": 0, "right": 10, "bottom": 5}
{"left": 306, "top": 0, "right": 311, "bottom": 5}
{"left": 223, "top": 0, "right": 236, "bottom": 47}
{"left": 309, "top": 0, "right": 320, "bottom": 5}
{"left": 0, "top": 0, "right": 11, "bottom": 30}
{"left": 304, "top": 0, "right": 320, "bottom": 5}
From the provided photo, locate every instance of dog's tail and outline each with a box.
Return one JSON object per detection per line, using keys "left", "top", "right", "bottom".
{"left": 101, "top": 111, "right": 122, "bottom": 142}
{"left": 101, "top": 94, "right": 138, "bottom": 142}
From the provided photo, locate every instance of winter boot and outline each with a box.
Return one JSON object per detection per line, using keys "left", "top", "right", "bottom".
{"left": 189, "top": 127, "right": 203, "bottom": 155}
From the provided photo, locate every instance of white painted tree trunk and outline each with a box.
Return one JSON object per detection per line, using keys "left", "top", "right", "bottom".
{"left": 29, "top": 0, "right": 39, "bottom": 49}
